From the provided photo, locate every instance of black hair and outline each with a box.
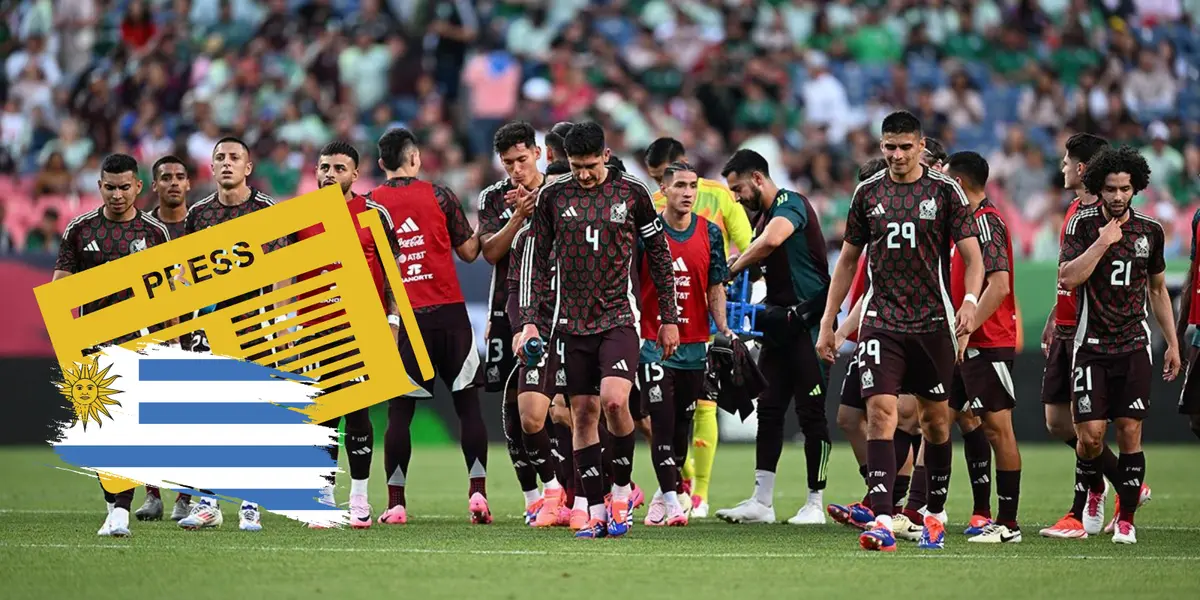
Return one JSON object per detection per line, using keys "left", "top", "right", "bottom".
{"left": 606, "top": 154, "right": 626, "bottom": 173}
{"left": 881, "top": 110, "right": 923, "bottom": 136}
{"left": 663, "top": 161, "right": 697, "bottom": 182}
{"left": 1081, "top": 146, "right": 1152, "bottom": 197}
{"left": 378, "top": 128, "right": 419, "bottom": 171}
{"left": 946, "top": 151, "right": 990, "bottom": 190}
{"left": 563, "top": 122, "right": 605, "bottom": 158}
{"left": 545, "top": 121, "right": 574, "bottom": 158}
{"left": 101, "top": 153, "right": 139, "bottom": 176}
{"left": 721, "top": 149, "right": 770, "bottom": 178}
{"left": 857, "top": 158, "right": 887, "bottom": 182}
{"left": 493, "top": 121, "right": 538, "bottom": 154}
{"left": 319, "top": 141, "right": 360, "bottom": 166}
{"left": 1065, "top": 132, "right": 1110, "bottom": 165}
{"left": 152, "top": 155, "right": 188, "bottom": 177}
{"left": 545, "top": 160, "right": 571, "bottom": 176}
{"left": 645, "top": 137, "right": 686, "bottom": 168}
{"left": 212, "top": 136, "right": 250, "bottom": 157}
{"left": 923, "top": 137, "right": 948, "bottom": 165}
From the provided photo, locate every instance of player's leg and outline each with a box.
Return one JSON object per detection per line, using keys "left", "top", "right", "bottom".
{"left": 827, "top": 355, "right": 875, "bottom": 528}
{"left": 98, "top": 482, "right": 134, "bottom": 537}
{"left": 442, "top": 327, "right": 490, "bottom": 524}
{"left": 1180, "top": 346, "right": 1200, "bottom": 441}
{"left": 854, "top": 327, "right": 908, "bottom": 551}
{"left": 956, "top": 409, "right": 993, "bottom": 533}
{"left": 672, "top": 379, "right": 701, "bottom": 523}
{"left": 909, "top": 331, "right": 958, "bottom": 550}
{"left": 596, "top": 326, "right": 641, "bottom": 537}
{"left": 1067, "top": 351, "right": 1112, "bottom": 538}
{"left": 1110, "top": 350, "right": 1152, "bottom": 544}
{"left": 716, "top": 341, "right": 793, "bottom": 524}
{"left": 962, "top": 352, "right": 1021, "bottom": 544}
{"left": 503, "top": 390, "right": 541, "bottom": 520}
{"left": 341, "top": 407, "right": 374, "bottom": 527}
{"left": 687, "top": 397, "right": 720, "bottom": 516}
{"left": 379, "top": 322, "right": 436, "bottom": 525}
{"left": 520, "top": 349, "right": 565, "bottom": 527}
{"left": 893, "top": 395, "right": 920, "bottom": 512}
{"left": 561, "top": 333, "right": 609, "bottom": 538}
{"left": 788, "top": 335, "right": 831, "bottom": 525}
{"left": 134, "top": 485, "right": 163, "bottom": 521}
{"left": 644, "top": 364, "right": 683, "bottom": 525}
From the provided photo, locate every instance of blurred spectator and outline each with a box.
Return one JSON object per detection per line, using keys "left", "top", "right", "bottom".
{"left": 23, "top": 207, "right": 59, "bottom": 253}
{"left": 1123, "top": 48, "right": 1178, "bottom": 116}
{"left": 120, "top": 1, "right": 157, "bottom": 52}
{"left": 1019, "top": 66, "right": 1069, "bottom": 130}
{"left": 933, "top": 71, "right": 985, "bottom": 129}
{"left": 800, "top": 52, "right": 851, "bottom": 144}
{"left": 1142, "top": 121, "right": 1185, "bottom": 201}
{"left": 462, "top": 33, "right": 521, "bottom": 160}
{"left": 33, "top": 151, "right": 73, "bottom": 199}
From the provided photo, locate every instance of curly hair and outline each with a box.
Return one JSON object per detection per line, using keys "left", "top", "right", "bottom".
{"left": 1081, "top": 146, "right": 1151, "bottom": 198}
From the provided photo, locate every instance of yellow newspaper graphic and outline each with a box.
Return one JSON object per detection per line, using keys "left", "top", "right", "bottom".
{"left": 35, "top": 185, "right": 432, "bottom": 429}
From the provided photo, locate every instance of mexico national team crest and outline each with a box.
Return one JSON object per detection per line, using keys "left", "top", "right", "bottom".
{"left": 129, "top": 238, "right": 147, "bottom": 253}
{"left": 487, "top": 365, "right": 500, "bottom": 383}
{"left": 556, "top": 368, "right": 566, "bottom": 388}
{"left": 526, "top": 369, "right": 539, "bottom": 386}
{"left": 648, "top": 385, "right": 663, "bottom": 404}
{"left": 919, "top": 198, "right": 937, "bottom": 220}
{"left": 611, "top": 202, "right": 627, "bottom": 224}
{"left": 1135, "top": 235, "right": 1149, "bottom": 258}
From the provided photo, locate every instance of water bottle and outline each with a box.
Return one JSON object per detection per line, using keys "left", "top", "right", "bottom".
{"left": 523, "top": 337, "right": 544, "bottom": 367}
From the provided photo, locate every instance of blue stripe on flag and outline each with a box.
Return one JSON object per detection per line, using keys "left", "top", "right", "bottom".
{"left": 167, "top": 488, "right": 341, "bottom": 511}
{"left": 139, "top": 403, "right": 315, "bottom": 425}
{"left": 138, "top": 359, "right": 314, "bottom": 382}
{"left": 55, "top": 446, "right": 334, "bottom": 468}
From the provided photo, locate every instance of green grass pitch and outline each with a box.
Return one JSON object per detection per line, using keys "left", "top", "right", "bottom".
{"left": 1, "top": 443, "right": 1198, "bottom": 599}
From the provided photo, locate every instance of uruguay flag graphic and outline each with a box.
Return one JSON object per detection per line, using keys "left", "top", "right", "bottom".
{"left": 52, "top": 345, "right": 346, "bottom": 527}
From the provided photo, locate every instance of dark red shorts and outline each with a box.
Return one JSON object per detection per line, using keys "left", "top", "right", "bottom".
{"left": 630, "top": 362, "right": 705, "bottom": 421}
{"left": 950, "top": 347, "right": 1016, "bottom": 413}
{"left": 1072, "top": 346, "right": 1152, "bottom": 423}
{"left": 560, "top": 326, "right": 639, "bottom": 396}
{"left": 839, "top": 354, "right": 865, "bottom": 410}
{"left": 1179, "top": 346, "right": 1200, "bottom": 416}
{"left": 856, "top": 326, "right": 955, "bottom": 402}
{"left": 516, "top": 335, "right": 565, "bottom": 399}
{"left": 1041, "top": 336, "right": 1074, "bottom": 405}
{"left": 397, "top": 303, "right": 482, "bottom": 398}
{"left": 483, "top": 315, "right": 517, "bottom": 393}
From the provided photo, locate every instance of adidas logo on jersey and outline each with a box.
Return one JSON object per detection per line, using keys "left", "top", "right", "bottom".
{"left": 500, "top": 207, "right": 513, "bottom": 219}
{"left": 561, "top": 206, "right": 579, "bottom": 218}
{"left": 612, "top": 359, "right": 629, "bottom": 372}
{"left": 1130, "top": 398, "right": 1146, "bottom": 410}
{"left": 84, "top": 240, "right": 100, "bottom": 252}
{"left": 869, "top": 204, "right": 886, "bottom": 218}
{"left": 398, "top": 217, "right": 420, "bottom": 233}
{"left": 673, "top": 257, "right": 687, "bottom": 272}
{"left": 929, "top": 384, "right": 945, "bottom": 395}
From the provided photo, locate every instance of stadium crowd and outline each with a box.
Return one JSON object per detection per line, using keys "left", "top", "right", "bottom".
{"left": 0, "top": 0, "right": 1198, "bottom": 258}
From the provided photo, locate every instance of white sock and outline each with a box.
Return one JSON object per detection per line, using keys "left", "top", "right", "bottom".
{"left": 544, "top": 478, "right": 561, "bottom": 490}
{"left": 112, "top": 507, "right": 129, "bottom": 519}
{"left": 573, "top": 496, "right": 588, "bottom": 512}
{"left": 876, "top": 514, "right": 893, "bottom": 530}
{"left": 664, "top": 491, "right": 680, "bottom": 511}
{"left": 589, "top": 504, "right": 606, "bottom": 521}
{"left": 612, "top": 484, "right": 632, "bottom": 501}
{"left": 350, "top": 479, "right": 368, "bottom": 497}
{"left": 107, "top": 502, "right": 115, "bottom": 514}
{"left": 808, "top": 489, "right": 824, "bottom": 506}
{"left": 652, "top": 487, "right": 664, "bottom": 501}
{"left": 753, "top": 470, "right": 775, "bottom": 506}
{"left": 523, "top": 489, "right": 541, "bottom": 506}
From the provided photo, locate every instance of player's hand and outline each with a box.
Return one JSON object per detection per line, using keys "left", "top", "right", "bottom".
{"left": 720, "top": 327, "right": 735, "bottom": 339}
{"left": 1041, "top": 320, "right": 1054, "bottom": 358}
{"left": 514, "top": 186, "right": 536, "bottom": 218}
{"left": 1099, "top": 218, "right": 1123, "bottom": 246}
{"left": 1163, "top": 344, "right": 1182, "bottom": 381}
{"left": 955, "top": 302, "right": 977, "bottom": 338}
{"left": 833, "top": 329, "right": 848, "bottom": 349}
{"left": 658, "top": 323, "right": 680, "bottom": 359}
{"left": 389, "top": 323, "right": 400, "bottom": 346}
{"left": 815, "top": 327, "right": 838, "bottom": 364}
{"left": 515, "top": 324, "right": 540, "bottom": 359}
{"left": 956, "top": 336, "right": 969, "bottom": 364}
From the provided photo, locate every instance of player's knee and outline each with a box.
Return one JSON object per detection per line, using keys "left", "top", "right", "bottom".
{"left": 520, "top": 411, "right": 545, "bottom": 434}
{"left": 836, "top": 407, "right": 864, "bottom": 435}
{"left": 1113, "top": 419, "right": 1142, "bottom": 450}
{"left": 1045, "top": 419, "right": 1073, "bottom": 441}
{"left": 956, "top": 410, "right": 982, "bottom": 433}
{"left": 1075, "top": 427, "right": 1104, "bottom": 458}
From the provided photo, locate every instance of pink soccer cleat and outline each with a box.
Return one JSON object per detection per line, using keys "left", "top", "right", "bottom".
{"left": 349, "top": 494, "right": 372, "bottom": 529}
{"left": 469, "top": 492, "right": 493, "bottom": 524}
{"left": 378, "top": 505, "right": 408, "bottom": 525}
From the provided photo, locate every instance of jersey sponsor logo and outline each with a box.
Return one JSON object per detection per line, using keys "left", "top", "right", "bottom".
{"left": 1135, "top": 235, "right": 1149, "bottom": 258}
{"left": 611, "top": 202, "right": 627, "bottom": 224}
{"left": 397, "top": 235, "right": 425, "bottom": 249}
{"left": 500, "top": 208, "right": 513, "bottom": 219}
{"left": 919, "top": 198, "right": 937, "bottom": 220}
{"left": 398, "top": 217, "right": 420, "bottom": 233}
{"left": 396, "top": 250, "right": 426, "bottom": 263}
{"left": 403, "top": 263, "right": 433, "bottom": 283}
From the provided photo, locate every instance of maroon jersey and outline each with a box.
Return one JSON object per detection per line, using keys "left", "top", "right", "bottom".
{"left": 55, "top": 207, "right": 171, "bottom": 318}
{"left": 478, "top": 180, "right": 518, "bottom": 320}
{"left": 1060, "top": 206, "right": 1165, "bottom": 355}
{"left": 510, "top": 222, "right": 558, "bottom": 332}
{"left": 844, "top": 167, "right": 979, "bottom": 335}
{"left": 184, "top": 189, "right": 287, "bottom": 315}
{"left": 294, "top": 195, "right": 399, "bottom": 327}
{"left": 148, "top": 206, "right": 187, "bottom": 241}
{"left": 519, "top": 169, "right": 678, "bottom": 336}
{"left": 950, "top": 199, "right": 1016, "bottom": 348}
{"left": 1054, "top": 197, "right": 1094, "bottom": 339}
{"left": 370, "top": 177, "right": 472, "bottom": 312}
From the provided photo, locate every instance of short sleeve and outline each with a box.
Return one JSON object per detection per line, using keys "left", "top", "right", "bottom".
{"left": 844, "top": 184, "right": 870, "bottom": 247}
{"left": 54, "top": 222, "right": 79, "bottom": 273}
{"left": 1150, "top": 223, "right": 1166, "bottom": 275}
{"left": 1059, "top": 213, "right": 1095, "bottom": 263}
{"left": 707, "top": 221, "right": 729, "bottom": 286}
{"left": 632, "top": 180, "right": 665, "bottom": 239}
{"left": 773, "top": 193, "right": 808, "bottom": 231}
{"left": 435, "top": 183, "right": 474, "bottom": 247}
{"left": 978, "top": 213, "right": 1011, "bottom": 274}
{"left": 476, "top": 184, "right": 505, "bottom": 236}
{"left": 944, "top": 180, "right": 978, "bottom": 243}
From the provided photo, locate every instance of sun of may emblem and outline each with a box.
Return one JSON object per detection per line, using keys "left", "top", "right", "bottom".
{"left": 56, "top": 356, "right": 122, "bottom": 429}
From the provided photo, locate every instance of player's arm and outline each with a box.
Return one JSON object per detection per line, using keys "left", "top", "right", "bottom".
{"left": 373, "top": 210, "right": 403, "bottom": 343}
{"left": 1175, "top": 210, "right": 1200, "bottom": 356}
{"left": 947, "top": 186, "right": 984, "bottom": 336}
{"left": 969, "top": 215, "right": 1011, "bottom": 332}
{"left": 818, "top": 187, "right": 869, "bottom": 361}
{"left": 637, "top": 202, "right": 679, "bottom": 326}
{"left": 436, "top": 183, "right": 481, "bottom": 262}
{"left": 52, "top": 221, "right": 79, "bottom": 281}
{"left": 517, "top": 186, "right": 554, "bottom": 348}
{"left": 706, "top": 222, "right": 732, "bottom": 335}
{"left": 729, "top": 216, "right": 793, "bottom": 279}
{"left": 718, "top": 186, "right": 753, "bottom": 255}
{"left": 1058, "top": 216, "right": 1113, "bottom": 290}
{"left": 478, "top": 187, "right": 528, "bottom": 265}
{"left": 835, "top": 294, "right": 864, "bottom": 346}
{"left": 1148, "top": 228, "right": 1181, "bottom": 380}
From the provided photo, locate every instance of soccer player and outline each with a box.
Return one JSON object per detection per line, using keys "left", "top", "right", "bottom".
{"left": 1056, "top": 146, "right": 1179, "bottom": 544}
{"left": 644, "top": 137, "right": 751, "bottom": 517}
{"left": 177, "top": 137, "right": 290, "bottom": 532}
{"left": 369, "top": 128, "right": 491, "bottom": 525}
{"left": 1039, "top": 134, "right": 1154, "bottom": 538}
{"left": 714, "top": 149, "right": 832, "bottom": 526}
{"left": 942, "top": 151, "right": 1023, "bottom": 543}
{"left": 134, "top": 154, "right": 193, "bottom": 522}
{"left": 478, "top": 121, "right": 562, "bottom": 523}
{"left": 294, "top": 141, "right": 402, "bottom": 529}
{"left": 817, "top": 110, "right": 984, "bottom": 552}
{"left": 53, "top": 153, "right": 172, "bottom": 537}
{"left": 515, "top": 121, "right": 680, "bottom": 539}
{"left": 1174, "top": 205, "right": 1200, "bottom": 441}
{"left": 544, "top": 121, "right": 574, "bottom": 174}
{"left": 637, "top": 161, "right": 732, "bottom": 526}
